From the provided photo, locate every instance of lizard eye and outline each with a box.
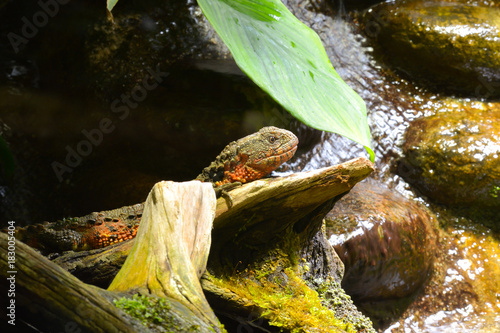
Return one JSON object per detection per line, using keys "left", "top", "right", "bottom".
{"left": 269, "top": 136, "right": 277, "bottom": 144}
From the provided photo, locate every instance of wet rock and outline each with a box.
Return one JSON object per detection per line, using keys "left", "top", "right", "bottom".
{"left": 362, "top": 1, "right": 500, "bottom": 97}
{"left": 387, "top": 220, "right": 500, "bottom": 332}
{"left": 85, "top": 1, "right": 232, "bottom": 99}
{"left": 0, "top": 0, "right": 233, "bottom": 99}
{"left": 324, "top": 180, "right": 439, "bottom": 326}
{"left": 400, "top": 110, "right": 500, "bottom": 215}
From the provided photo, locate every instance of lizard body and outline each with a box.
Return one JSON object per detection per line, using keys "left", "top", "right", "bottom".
{"left": 10, "top": 127, "right": 298, "bottom": 253}
{"left": 14, "top": 204, "right": 144, "bottom": 253}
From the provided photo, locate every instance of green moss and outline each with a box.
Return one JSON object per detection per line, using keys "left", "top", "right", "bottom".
{"left": 489, "top": 185, "right": 500, "bottom": 198}
{"left": 113, "top": 294, "right": 227, "bottom": 333}
{"left": 212, "top": 260, "right": 358, "bottom": 333}
{"left": 313, "top": 279, "right": 375, "bottom": 333}
{"left": 114, "top": 294, "right": 172, "bottom": 326}
{"left": 113, "top": 294, "right": 208, "bottom": 332}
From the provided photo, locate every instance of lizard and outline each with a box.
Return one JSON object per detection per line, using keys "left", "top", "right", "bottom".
{"left": 9, "top": 126, "right": 299, "bottom": 254}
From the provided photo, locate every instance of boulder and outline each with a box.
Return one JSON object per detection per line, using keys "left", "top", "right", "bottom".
{"left": 387, "top": 222, "right": 500, "bottom": 332}
{"left": 325, "top": 180, "right": 439, "bottom": 326}
{"left": 400, "top": 110, "right": 500, "bottom": 215}
{"left": 363, "top": 1, "right": 500, "bottom": 97}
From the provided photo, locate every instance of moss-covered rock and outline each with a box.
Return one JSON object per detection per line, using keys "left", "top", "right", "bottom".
{"left": 362, "top": 1, "right": 500, "bottom": 97}
{"left": 205, "top": 256, "right": 375, "bottom": 333}
{"left": 324, "top": 181, "right": 439, "bottom": 327}
{"left": 400, "top": 110, "right": 500, "bottom": 219}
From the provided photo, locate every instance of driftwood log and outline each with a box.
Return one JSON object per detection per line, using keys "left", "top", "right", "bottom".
{"left": 203, "top": 157, "right": 376, "bottom": 331}
{"left": 108, "top": 180, "right": 220, "bottom": 329}
{"left": 2, "top": 157, "right": 375, "bottom": 332}
{"left": 1, "top": 181, "right": 223, "bottom": 332}
{"left": 209, "top": 157, "right": 375, "bottom": 272}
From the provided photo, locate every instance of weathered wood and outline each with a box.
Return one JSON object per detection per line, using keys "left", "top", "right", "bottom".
{"left": 209, "top": 157, "right": 375, "bottom": 270}
{"left": 54, "top": 239, "right": 135, "bottom": 288}
{"left": 0, "top": 181, "right": 226, "bottom": 332}
{"left": 0, "top": 158, "right": 375, "bottom": 332}
{"left": 202, "top": 158, "right": 376, "bottom": 332}
{"left": 108, "top": 180, "right": 220, "bottom": 329}
{"left": 0, "top": 232, "right": 146, "bottom": 333}
{"left": 214, "top": 157, "right": 373, "bottom": 229}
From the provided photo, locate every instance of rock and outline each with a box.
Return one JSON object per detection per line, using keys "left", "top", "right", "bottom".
{"left": 362, "top": 1, "right": 500, "bottom": 97}
{"left": 84, "top": 1, "right": 232, "bottom": 99}
{"left": 387, "top": 221, "right": 500, "bottom": 332}
{"left": 400, "top": 110, "right": 500, "bottom": 215}
{"left": 324, "top": 180, "right": 439, "bottom": 326}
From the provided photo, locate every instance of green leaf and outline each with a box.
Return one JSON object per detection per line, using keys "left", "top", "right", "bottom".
{"left": 107, "top": 0, "right": 119, "bottom": 12}
{"left": 197, "top": 0, "right": 374, "bottom": 161}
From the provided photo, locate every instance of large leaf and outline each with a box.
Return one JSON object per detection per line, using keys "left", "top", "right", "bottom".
{"left": 107, "top": 0, "right": 119, "bottom": 12}
{"left": 197, "top": 0, "right": 374, "bottom": 161}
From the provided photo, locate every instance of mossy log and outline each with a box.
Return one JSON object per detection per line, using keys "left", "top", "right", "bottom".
{"left": 201, "top": 158, "right": 376, "bottom": 332}
{"left": 7, "top": 158, "right": 375, "bottom": 332}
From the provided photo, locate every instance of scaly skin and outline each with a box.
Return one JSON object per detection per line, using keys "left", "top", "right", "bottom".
{"left": 10, "top": 127, "right": 298, "bottom": 254}
{"left": 14, "top": 204, "right": 144, "bottom": 254}
{"left": 195, "top": 126, "right": 298, "bottom": 186}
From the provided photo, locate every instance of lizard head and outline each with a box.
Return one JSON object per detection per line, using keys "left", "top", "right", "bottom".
{"left": 202, "top": 126, "right": 299, "bottom": 186}
{"left": 242, "top": 126, "right": 299, "bottom": 173}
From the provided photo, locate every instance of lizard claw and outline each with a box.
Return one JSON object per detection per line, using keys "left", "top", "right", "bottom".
{"left": 214, "top": 182, "right": 242, "bottom": 208}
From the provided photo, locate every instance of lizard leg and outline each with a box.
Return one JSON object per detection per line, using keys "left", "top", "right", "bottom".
{"left": 214, "top": 182, "right": 242, "bottom": 208}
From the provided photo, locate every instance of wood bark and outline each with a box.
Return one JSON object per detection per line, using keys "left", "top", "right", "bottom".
{"left": 209, "top": 157, "right": 375, "bottom": 271}
{"left": 1, "top": 181, "right": 224, "bottom": 332}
